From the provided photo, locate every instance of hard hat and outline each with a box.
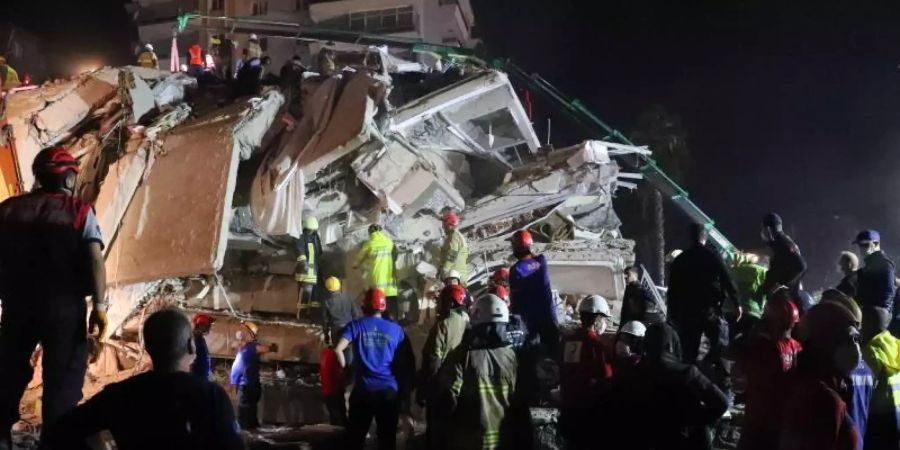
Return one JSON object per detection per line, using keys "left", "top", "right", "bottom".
{"left": 242, "top": 321, "right": 259, "bottom": 337}
{"left": 445, "top": 269, "right": 462, "bottom": 281}
{"left": 144, "top": 43, "right": 154, "bottom": 52}
{"left": 33, "top": 146, "right": 79, "bottom": 176}
{"left": 665, "top": 249, "right": 683, "bottom": 264}
{"left": 192, "top": 313, "right": 215, "bottom": 327}
{"left": 443, "top": 211, "right": 460, "bottom": 227}
{"left": 365, "top": 288, "right": 387, "bottom": 312}
{"left": 821, "top": 289, "right": 863, "bottom": 325}
{"left": 494, "top": 285, "right": 510, "bottom": 303}
{"left": 249, "top": 33, "right": 259, "bottom": 41}
{"left": 471, "top": 294, "right": 509, "bottom": 325}
{"left": 303, "top": 216, "right": 319, "bottom": 231}
{"left": 511, "top": 229, "right": 534, "bottom": 249}
{"left": 619, "top": 320, "right": 647, "bottom": 338}
{"left": 325, "top": 276, "right": 341, "bottom": 293}
{"left": 577, "top": 294, "right": 611, "bottom": 317}
{"left": 491, "top": 268, "right": 510, "bottom": 283}
{"left": 763, "top": 295, "right": 799, "bottom": 329}
{"left": 210, "top": 36, "right": 222, "bottom": 45}
{"left": 440, "top": 284, "right": 466, "bottom": 307}
{"left": 796, "top": 301, "right": 857, "bottom": 348}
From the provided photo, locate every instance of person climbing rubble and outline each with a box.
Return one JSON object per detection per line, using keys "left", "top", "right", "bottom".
{"left": 334, "top": 288, "right": 414, "bottom": 450}
{"left": 41, "top": 309, "right": 243, "bottom": 450}
{"left": 559, "top": 294, "right": 614, "bottom": 450}
{"left": 439, "top": 211, "right": 469, "bottom": 286}
{"left": 355, "top": 224, "right": 400, "bottom": 321}
{"left": 136, "top": 43, "right": 159, "bottom": 70}
{"left": 0, "top": 56, "right": 20, "bottom": 91}
{"left": 296, "top": 216, "right": 323, "bottom": 319}
{"left": 190, "top": 313, "right": 216, "bottom": 380}
{"left": 760, "top": 213, "right": 807, "bottom": 298}
{"left": 417, "top": 284, "right": 469, "bottom": 450}
{"left": 230, "top": 321, "right": 278, "bottom": 430}
{"left": 732, "top": 251, "right": 767, "bottom": 341}
{"left": 508, "top": 229, "right": 558, "bottom": 352}
{"left": 433, "top": 294, "right": 517, "bottom": 450}
{"left": 0, "top": 146, "right": 107, "bottom": 448}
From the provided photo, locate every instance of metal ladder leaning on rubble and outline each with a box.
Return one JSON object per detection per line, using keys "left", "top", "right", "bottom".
{"left": 172, "top": 13, "right": 737, "bottom": 257}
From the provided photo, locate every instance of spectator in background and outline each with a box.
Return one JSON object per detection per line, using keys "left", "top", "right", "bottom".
{"left": 855, "top": 230, "right": 896, "bottom": 324}
{"left": 837, "top": 251, "right": 860, "bottom": 298}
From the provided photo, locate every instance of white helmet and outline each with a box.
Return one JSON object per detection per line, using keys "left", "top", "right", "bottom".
{"left": 249, "top": 33, "right": 259, "bottom": 41}
{"left": 578, "top": 294, "right": 611, "bottom": 316}
{"left": 471, "top": 294, "right": 509, "bottom": 325}
{"left": 445, "top": 269, "right": 462, "bottom": 281}
{"left": 619, "top": 320, "right": 647, "bottom": 338}
{"left": 144, "top": 43, "right": 154, "bottom": 52}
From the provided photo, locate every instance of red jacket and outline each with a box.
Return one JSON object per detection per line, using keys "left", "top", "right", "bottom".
{"left": 319, "top": 348, "right": 344, "bottom": 396}
{"left": 560, "top": 328, "right": 612, "bottom": 409}
{"left": 781, "top": 377, "right": 859, "bottom": 450}
{"left": 739, "top": 334, "right": 802, "bottom": 449}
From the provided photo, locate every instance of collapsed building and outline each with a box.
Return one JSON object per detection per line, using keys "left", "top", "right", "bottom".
{"left": 0, "top": 46, "right": 644, "bottom": 428}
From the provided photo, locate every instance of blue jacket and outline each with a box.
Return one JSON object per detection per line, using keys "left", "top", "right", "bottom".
{"left": 191, "top": 335, "right": 212, "bottom": 379}
{"left": 230, "top": 341, "right": 260, "bottom": 386}
{"left": 858, "top": 251, "right": 896, "bottom": 311}
{"left": 509, "top": 254, "right": 557, "bottom": 327}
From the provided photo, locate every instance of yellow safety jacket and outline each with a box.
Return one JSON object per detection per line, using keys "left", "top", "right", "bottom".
{"left": 137, "top": 51, "right": 158, "bottom": 69}
{"left": 440, "top": 229, "right": 469, "bottom": 283}
{"left": 0, "top": 65, "right": 20, "bottom": 90}
{"left": 357, "top": 231, "right": 398, "bottom": 297}
{"left": 295, "top": 233, "right": 321, "bottom": 284}
{"left": 247, "top": 42, "right": 262, "bottom": 60}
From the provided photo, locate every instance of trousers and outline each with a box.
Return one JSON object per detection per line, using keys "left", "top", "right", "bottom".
{"left": 0, "top": 297, "right": 88, "bottom": 432}
{"left": 347, "top": 388, "right": 399, "bottom": 450}
{"left": 237, "top": 383, "right": 262, "bottom": 429}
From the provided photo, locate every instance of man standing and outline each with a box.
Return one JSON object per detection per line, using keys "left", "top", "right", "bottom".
{"left": 620, "top": 266, "right": 664, "bottom": 326}
{"left": 190, "top": 314, "right": 215, "bottom": 380}
{"left": 732, "top": 252, "right": 767, "bottom": 338}
{"left": 334, "top": 289, "right": 414, "bottom": 450}
{"left": 321, "top": 276, "right": 361, "bottom": 346}
{"left": 854, "top": 230, "right": 896, "bottom": 315}
{"left": 509, "top": 229, "right": 558, "bottom": 351}
{"left": 296, "top": 216, "right": 323, "bottom": 319}
{"left": 0, "top": 56, "right": 20, "bottom": 91}
{"left": 667, "top": 223, "right": 737, "bottom": 387}
{"left": 760, "top": 213, "right": 807, "bottom": 297}
{"left": 355, "top": 225, "right": 399, "bottom": 321}
{"left": 230, "top": 321, "right": 278, "bottom": 430}
{"left": 0, "top": 146, "right": 107, "bottom": 448}
{"left": 136, "top": 43, "right": 159, "bottom": 70}
{"left": 439, "top": 211, "right": 469, "bottom": 286}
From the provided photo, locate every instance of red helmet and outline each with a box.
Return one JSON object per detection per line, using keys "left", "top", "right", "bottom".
{"left": 764, "top": 295, "right": 800, "bottom": 330}
{"left": 192, "top": 313, "right": 215, "bottom": 327}
{"left": 441, "top": 284, "right": 467, "bottom": 307}
{"left": 365, "top": 288, "right": 387, "bottom": 312}
{"left": 491, "top": 268, "right": 510, "bottom": 284}
{"left": 511, "top": 229, "right": 533, "bottom": 248}
{"left": 33, "top": 146, "right": 79, "bottom": 176}
{"left": 494, "top": 285, "right": 510, "bottom": 303}
{"left": 443, "top": 211, "right": 460, "bottom": 227}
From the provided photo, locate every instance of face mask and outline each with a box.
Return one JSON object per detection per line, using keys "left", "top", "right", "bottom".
{"left": 595, "top": 320, "right": 608, "bottom": 335}
{"left": 833, "top": 341, "right": 861, "bottom": 376}
{"left": 615, "top": 341, "right": 632, "bottom": 358}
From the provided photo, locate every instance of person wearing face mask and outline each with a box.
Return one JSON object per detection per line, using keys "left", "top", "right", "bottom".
{"left": 230, "top": 321, "right": 279, "bottom": 430}
{"left": 759, "top": 213, "right": 807, "bottom": 298}
{"left": 40, "top": 309, "right": 243, "bottom": 450}
{"left": 559, "top": 295, "right": 614, "bottom": 450}
{"left": 613, "top": 320, "right": 646, "bottom": 376}
{"left": 854, "top": 230, "right": 896, "bottom": 317}
{"left": 860, "top": 306, "right": 900, "bottom": 450}
{"left": 737, "top": 293, "right": 802, "bottom": 450}
{"left": 781, "top": 301, "right": 863, "bottom": 450}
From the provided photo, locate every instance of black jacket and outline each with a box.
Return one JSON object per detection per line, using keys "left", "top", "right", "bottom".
{"left": 857, "top": 250, "right": 896, "bottom": 311}
{"left": 667, "top": 244, "right": 738, "bottom": 326}
{"left": 836, "top": 271, "right": 858, "bottom": 298}
{"left": 621, "top": 282, "right": 664, "bottom": 325}
{"left": 762, "top": 232, "right": 807, "bottom": 295}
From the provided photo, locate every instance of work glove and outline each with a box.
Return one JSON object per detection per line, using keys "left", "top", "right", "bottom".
{"left": 88, "top": 309, "right": 109, "bottom": 341}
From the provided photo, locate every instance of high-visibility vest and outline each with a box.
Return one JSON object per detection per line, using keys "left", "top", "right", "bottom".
{"left": 296, "top": 239, "right": 318, "bottom": 284}
{"left": 357, "top": 231, "right": 398, "bottom": 297}
{"left": 189, "top": 45, "right": 203, "bottom": 66}
{"left": 247, "top": 41, "right": 262, "bottom": 60}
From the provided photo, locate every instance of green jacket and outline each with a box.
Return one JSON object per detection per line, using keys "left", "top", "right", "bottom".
{"left": 440, "top": 229, "right": 469, "bottom": 283}
{"left": 437, "top": 343, "right": 517, "bottom": 450}
{"left": 356, "top": 231, "right": 398, "bottom": 296}
{"left": 420, "top": 309, "right": 469, "bottom": 382}
{"left": 733, "top": 262, "right": 767, "bottom": 318}
{"left": 864, "top": 330, "right": 900, "bottom": 420}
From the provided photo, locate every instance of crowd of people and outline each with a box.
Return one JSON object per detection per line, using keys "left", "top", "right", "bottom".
{"left": 0, "top": 146, "right": 899, "bottom": 450}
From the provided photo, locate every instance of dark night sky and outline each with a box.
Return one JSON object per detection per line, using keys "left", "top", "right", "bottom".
{"left": 5, "top": 0, "right": 900, "bottom": 288}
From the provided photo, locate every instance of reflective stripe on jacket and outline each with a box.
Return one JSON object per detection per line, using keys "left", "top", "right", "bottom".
{"left": 357, "top": 231, "right": 398, "bottom": 296}
{"left": 440, "top": 229, "right": 469, "bottom": 282}
{"left": 137, "top": 51, "right": 158, "bottom": 69}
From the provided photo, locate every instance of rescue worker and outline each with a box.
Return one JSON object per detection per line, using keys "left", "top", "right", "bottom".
{"left": 737, "top": 294, "right": 802, "bottom": 450}
{"left": 837, "top": 251, "right": 860, "bottom": 298}
{"left": 559, "top": 295, "right": 614, "bottom": 450}
{"left": 188, "top": 43, "right": 205, "bottom": 76}
{"left": 246, "top": 34, "right": 263, "bottom": 60}
{"left": 760, "top": 212, "right": 807, "bottom": 297}
{"left": 0, "top": 146, "right": 107, "bottom": 447}
{"left": 320, "top": 347, "right": 348, "bottom": 426}
{"left": 620, "top": 265, "right": 664, "bottom": 326}
{"left": 782, "top": 301, "right": 863, "bottom": 450}
{"left": 190, "top": 313, "right": 215, "bottom": 380}
{"left": 490, "top": 267, "right": 509, "bottom": 289}
{"left": 334, "top": 288, "right": 414, "bottom": 450}
{"left": 295, "top": 216, "right": 323, "bottom": 319}
{"left": 509, "top": 229, "right": 558, "bottom": 352}
{"left": 41, "top": 309, "right": 243, "bottom": 450}
{"left": 0, "top": 56, "right": 20, "bottom": 90}
{"left": 854, "top": 230, "right": 896, "bottom": 315}
{"left": 495, "top": 285, "right": 528, "bottom": 350}
{"left": 136, "top": 43, "right": 159, "bottom": 70}
{"left": 434, "top": 294, "right": 517, "bottom": 450}
{"left": 439, "top": 211, "right": 469, "bottom": 285}
{"left": 666, "top": 223, "right": 737, "bottom": 391}
{"left": 613, "top": 320, "right": 646, "bottom": 376}
{"left": 732, "top": 251, "right": 767, "bottom": 339}
{"left": 321, "top": 276, "right": 361, "bottom": 346}
{"left": 355, "top": 225, "right": 399, "bottom": 321}
{"left": 860, "top": 306, "right": 900, "bottom": 450}
{"left": 230, "top": 321, "right": 278, "bottom": 430}
{"left": 216, "top": 36, "right": 235, "bottom": 80}
{"left": 208, "top": 35, "right": 223, "bottom": 74}
{"left": 417, "top": 284, "right": 469, "bottom": 450}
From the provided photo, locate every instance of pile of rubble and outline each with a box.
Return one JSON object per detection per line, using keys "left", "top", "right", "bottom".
{"left": 0, "top": 46, "right": 640, "bottom": 427}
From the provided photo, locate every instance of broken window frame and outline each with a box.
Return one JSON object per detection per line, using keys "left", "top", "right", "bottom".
{"left": 348, "top": 6, "right": 415, "bottom": 34}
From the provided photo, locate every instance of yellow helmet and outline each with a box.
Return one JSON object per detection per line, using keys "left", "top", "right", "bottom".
{"left": 210, "top": 36, "right": 222, "bottom": 45}
{"left": 242, "top": 321, "right": 259, "bottom": 337}
{"left": 303, "top": 216, "right": 319, "bottom": 231}
{"left": 325, "top": 276, "right": 341, "bottom": 292}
